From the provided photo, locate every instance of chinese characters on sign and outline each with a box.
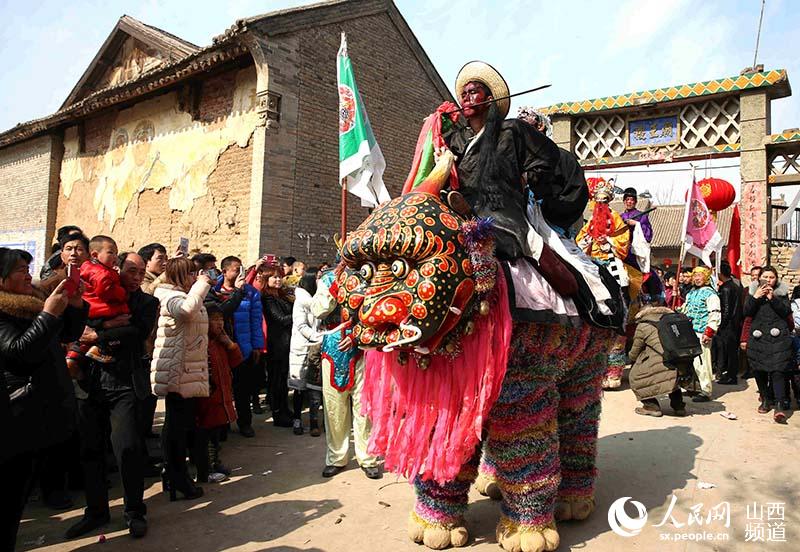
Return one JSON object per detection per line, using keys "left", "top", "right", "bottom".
{"left": 628, "top": 115, "right": 680, "bottom": 148}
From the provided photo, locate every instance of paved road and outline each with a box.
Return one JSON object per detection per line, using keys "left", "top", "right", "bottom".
{"left": 16, "top": 377, "right": 799, "bottom": 552}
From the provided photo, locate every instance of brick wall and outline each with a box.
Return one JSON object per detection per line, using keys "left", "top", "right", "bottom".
{"left": 770, "top": 244, "right": 800, "bottom": 289}
{"left": 258, "top": 12, "right": 448, "bottom": 265}
{"left": 0, "top": 135, "right": 60, "bottom": 272}
{"left": 54, "top": 66, "right": 254, "bottom": 259}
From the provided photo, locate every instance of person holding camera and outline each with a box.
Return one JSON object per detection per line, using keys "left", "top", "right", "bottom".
{"left": 0, "top": 248, "right": 87, "bottom": 551}
{"left": 152, "top": 257, "right": 213, "bottom": 500}
{"left": 743, "top": 266, "right": 793, "bottom": 423}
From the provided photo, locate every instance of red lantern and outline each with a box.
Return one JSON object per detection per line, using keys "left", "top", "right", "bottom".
{"left": 697, "top": 177, "right": 735, "bottom": 212}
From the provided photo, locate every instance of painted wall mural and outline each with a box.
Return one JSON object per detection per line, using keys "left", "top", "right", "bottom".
{"left": 60, "top": 67, "right": 258, "bottom": 228}
{"left": 96, "top": 38, "right": 164, "bottom": 90}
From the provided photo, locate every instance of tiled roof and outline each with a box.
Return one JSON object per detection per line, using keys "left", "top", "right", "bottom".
{"left": 0, "top": 36, "right": 247, "bottom": 148}
{"left": 648, "top": 204, "right": 735, "bottom": 248}
{"left": 537, "top": 69, "right": 789, "bottom": 116}
{"left": 582, "top": 201, "right": 735, "bottom": 249}
{"left": 0, "top": 0, "right": 452, "bottom": 149}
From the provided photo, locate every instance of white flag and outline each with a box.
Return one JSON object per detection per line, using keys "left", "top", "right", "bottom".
{"left": 337, "top": 33, "right": 390, "bottom": 208}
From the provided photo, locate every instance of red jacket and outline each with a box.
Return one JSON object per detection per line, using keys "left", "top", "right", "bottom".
{"left": 196, "top": 338, "right": 243, "bottom": 429}
{"left": 79, "top": 260, "right": 129, "bottom": 319}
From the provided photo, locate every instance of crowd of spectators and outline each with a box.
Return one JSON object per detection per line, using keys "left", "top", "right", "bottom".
{"left": 1, "top": 225, "right": 379, "bottom": 550}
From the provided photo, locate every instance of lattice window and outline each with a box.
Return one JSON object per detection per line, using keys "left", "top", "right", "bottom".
{"left": 769, "top": 151, "right": 800, "bottom": 175}
{"left": 574, "top": 115, "right": 626, "bottom": 160}
{"left": 679, "top": 98, "right": 740, "bottom": 148}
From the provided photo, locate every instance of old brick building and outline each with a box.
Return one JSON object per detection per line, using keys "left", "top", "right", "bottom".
{"left": 0, "top": 0, "right": 451, "bottom": 272}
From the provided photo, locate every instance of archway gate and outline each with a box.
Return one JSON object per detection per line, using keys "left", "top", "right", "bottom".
{"left": 536, "top": 68, "right": 792, "bottom": 278}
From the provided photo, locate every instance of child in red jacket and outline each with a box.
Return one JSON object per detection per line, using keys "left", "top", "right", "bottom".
{"left": 194, "top": 305, "right": 243, "bottom": 482}
{"left": 67, "top": 235, "right": 130, "bottom": 370}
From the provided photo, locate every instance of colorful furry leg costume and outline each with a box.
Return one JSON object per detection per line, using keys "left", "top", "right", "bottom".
{"left": 476, "top": 324, "right": 614, "bottom": 521}
{"left": 440, "top": 323, "right": 612, "bottom": 551}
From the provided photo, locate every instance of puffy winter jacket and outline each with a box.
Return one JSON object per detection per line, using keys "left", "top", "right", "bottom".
{"left": 744, "top": 281, "right": 793, "bottom": 373}
{"left": 289, "top": 287, "right": 320, "bottom": 391}
{"left": 151, "top": 280, "right": 210, "bottom": 398}
{"left": 213, "top": 280, "right": 264, "bottom": 359}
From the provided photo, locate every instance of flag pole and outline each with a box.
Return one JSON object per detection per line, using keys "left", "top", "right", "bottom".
{"left": 673, "top": 165, "right": 695, "bottom": 309}
{"left": 341, "top": 177, "right": 347, "bottom": 244}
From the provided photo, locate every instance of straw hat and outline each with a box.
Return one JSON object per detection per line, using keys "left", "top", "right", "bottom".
{"left": 455, "top": 61, "right": 510, "bottom": 118}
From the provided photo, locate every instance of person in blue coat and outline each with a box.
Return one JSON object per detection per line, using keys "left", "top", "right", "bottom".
{"left": 213, "top": 256, "right": 265, "bottom": 438}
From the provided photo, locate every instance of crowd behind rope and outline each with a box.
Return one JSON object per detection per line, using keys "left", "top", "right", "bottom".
{"left": 1, "top": 225, "right": 379, "bottom": 550}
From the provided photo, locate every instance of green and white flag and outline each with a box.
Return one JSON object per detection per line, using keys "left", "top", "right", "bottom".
{"left": 337, "top": 32, "right": 389, "bottom": 208}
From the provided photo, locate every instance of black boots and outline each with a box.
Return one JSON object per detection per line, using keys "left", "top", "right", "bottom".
{"left": 161, "top": 466, "right": 203, "bottom": 501}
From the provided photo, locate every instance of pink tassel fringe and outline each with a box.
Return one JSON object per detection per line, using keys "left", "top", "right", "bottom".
{"left": 362, "top": 269, "right": 512, "bottom": 484}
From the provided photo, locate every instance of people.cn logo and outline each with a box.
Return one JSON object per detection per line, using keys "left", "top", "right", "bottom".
{"left": 607, "top": 497, "right": 648, "bottom": 537}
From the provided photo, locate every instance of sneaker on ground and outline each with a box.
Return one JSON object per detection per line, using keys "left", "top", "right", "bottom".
{"left": 208, "top": 472, "right": 228, "bottom": 483}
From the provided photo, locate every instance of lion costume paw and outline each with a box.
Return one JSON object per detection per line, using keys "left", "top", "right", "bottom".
{"left": 408, "top": 512, "right": 469, "bottom": 549}
{"left": 496, "top": 518, "right": 560, "bottom": 552}
{"left": 474, "top": 472, "right": 502, "bottom": 500}
{"left": 554, "top": 496, "right": 595, "bottom": 521}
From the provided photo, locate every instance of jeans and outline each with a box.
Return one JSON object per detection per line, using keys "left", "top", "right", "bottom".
{"left": 754, "top": 370, "right": 787, "bottom": 406}
{"left": 292, "top": 388, "right": 322, "bottom": 424}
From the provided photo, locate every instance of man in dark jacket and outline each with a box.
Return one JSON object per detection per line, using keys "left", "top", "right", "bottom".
{"left": 715, "top": 261, "right": 743, "bottom": 384}
{"left": 66, "top": 252, "right": 158, "bottom": 541}
{"left": 213, "top": 256, "right": 264, "bottom": 438}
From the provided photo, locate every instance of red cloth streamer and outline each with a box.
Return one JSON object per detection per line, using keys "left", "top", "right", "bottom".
{"left": 361, "top": 267, "right": 512, "bottom": 484}
{"left": 401, "top": 102, "right": 460, "bottom": 195}
{"left": 726, "top": 205, "right": 742, "bottom": 278}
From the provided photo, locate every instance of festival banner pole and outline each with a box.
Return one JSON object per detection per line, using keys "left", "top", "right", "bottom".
{"left": 673, "top": 165, "right": 695, "bottom": 309}
{"left": 340, "top": 177, "right": 347, "bottom": 245}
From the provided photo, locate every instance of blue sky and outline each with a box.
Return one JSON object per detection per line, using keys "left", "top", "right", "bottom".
{"left": 1, "top": 0, "right": 798, "bottom": 135}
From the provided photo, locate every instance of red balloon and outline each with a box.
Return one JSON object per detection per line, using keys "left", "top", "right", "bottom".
{"left": 697, "top": 177, "right": 735, "bottom": 211}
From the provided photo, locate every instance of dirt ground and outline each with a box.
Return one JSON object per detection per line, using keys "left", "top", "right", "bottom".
{"left": 16, "top": 376, "right": 800, "bottom": 552}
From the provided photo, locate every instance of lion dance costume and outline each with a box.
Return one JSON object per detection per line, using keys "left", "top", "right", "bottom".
{"left": 330, "top": 61, "right": 626, "bottom": 552}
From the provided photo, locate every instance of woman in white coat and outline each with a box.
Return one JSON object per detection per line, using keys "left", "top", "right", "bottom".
{"left": 152, "top": 257, "right": 212, "bottom": 500}
{"left": 288, "top": 271, "right": 322, "bottom": 436}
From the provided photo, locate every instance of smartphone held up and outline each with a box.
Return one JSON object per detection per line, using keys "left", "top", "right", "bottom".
{"left": 64, "top": 264, "right": 81, "bottom": 297}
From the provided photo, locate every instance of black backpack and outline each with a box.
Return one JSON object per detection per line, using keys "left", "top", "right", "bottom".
{"left": 643, "top": 312, "right": 702, "bottom": 370}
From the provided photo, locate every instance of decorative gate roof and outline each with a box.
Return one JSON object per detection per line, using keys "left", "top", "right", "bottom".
{"left": 539, "top": 69, "right": 789, "bottom": 116}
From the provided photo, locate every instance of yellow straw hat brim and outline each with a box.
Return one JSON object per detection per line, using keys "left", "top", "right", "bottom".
{"left": 455, "top": 61, "right": 510, "bottom": 119}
